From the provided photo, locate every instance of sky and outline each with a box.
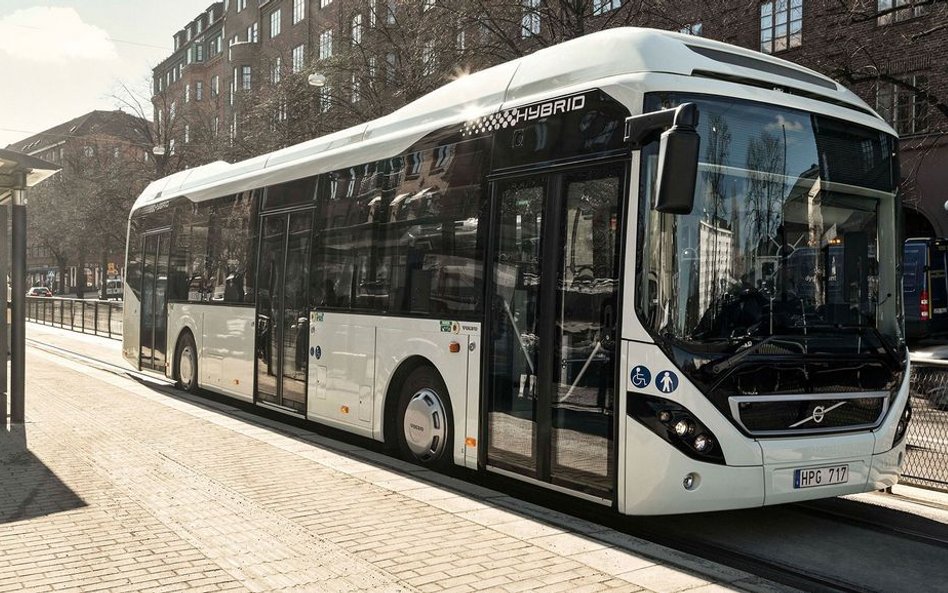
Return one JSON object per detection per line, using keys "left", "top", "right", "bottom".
{"left": 0, "top": 0, "right": 211, "bottom": 148}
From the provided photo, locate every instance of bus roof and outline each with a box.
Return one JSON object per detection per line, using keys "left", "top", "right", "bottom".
{"left": 133, "top": 27, "right": 882, "bottom": 213}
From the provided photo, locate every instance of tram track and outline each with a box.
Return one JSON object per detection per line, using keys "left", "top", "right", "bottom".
{"left": 27, "top": 333, "right": 948, "bottom": 593}
{"left": 796, "top": 497, "right": 948, "bottom": 550}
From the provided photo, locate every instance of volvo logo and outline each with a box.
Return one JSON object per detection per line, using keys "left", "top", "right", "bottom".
{"left": 788, "top": 401, "right": 847, "bottom": 428}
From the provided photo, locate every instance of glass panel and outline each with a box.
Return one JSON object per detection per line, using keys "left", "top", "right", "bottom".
{"left": 550, "top": 168, "right": 621, "bottom": 495}
{"left": 488, "top": 178, "right": 545, "bottom": 474}
{"left": 153, "top": 234, "right": 170, "bottom": 371}
{"left": 638, "top": 93, "right": 902, "bottom": 370}
{"left": 256, "top": 216, "right": 286, "bottom": 405}
{"left": 140, "top": 234, "right": 157, "bottom": 367}
{"left": 281, "top": 211, "right": 312, "bottom": 412}
{"left": 208, "top": 193, "right": 255, "bottom": 303}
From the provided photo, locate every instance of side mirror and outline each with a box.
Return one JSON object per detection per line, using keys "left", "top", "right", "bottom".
{"left": 625, "top": 103, "right": 701, "bottom": 215}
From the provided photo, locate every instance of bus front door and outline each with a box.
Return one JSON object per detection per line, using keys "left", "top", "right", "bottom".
{"left": 486, "top": 164, "right": 624, "bottom": 500}
{"left": 140, "top": 230, "right": 171, "bottom": 372}
{"left": 255, "top": 211, "right": 313, "bottom": 413}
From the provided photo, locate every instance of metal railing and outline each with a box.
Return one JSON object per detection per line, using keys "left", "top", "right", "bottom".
{"left": 25, "top": 296, "right": 123, "bottom": 340}
{"left": 903, "top": 361, "right": 948, "bottom": 492}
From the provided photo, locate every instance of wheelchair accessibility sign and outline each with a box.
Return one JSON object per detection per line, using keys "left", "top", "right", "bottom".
{"left": 630, "top": 366, "right": 651, "bottom": 388}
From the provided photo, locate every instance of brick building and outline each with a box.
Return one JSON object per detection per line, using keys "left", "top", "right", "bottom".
{"left": 152, "top": 0, "right": 947, "bottom": 237}
{"left": 5, "top": 110, "right": 149, "bottom": 295}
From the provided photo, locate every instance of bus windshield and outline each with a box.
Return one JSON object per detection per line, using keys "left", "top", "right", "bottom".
{"left": 638, "top": 94, "right": 903, "bottom": 361}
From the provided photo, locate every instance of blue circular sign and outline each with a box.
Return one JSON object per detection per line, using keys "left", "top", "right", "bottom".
{"left": 630, "top": 365, "right": 651, "bottom": 388}
{"left": 656, "top": 370, "right": 679, "bottom": 393}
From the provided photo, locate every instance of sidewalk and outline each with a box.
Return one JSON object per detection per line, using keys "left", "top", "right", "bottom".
{"left": 0, "top": 325, "right": 789, "bottom": 593}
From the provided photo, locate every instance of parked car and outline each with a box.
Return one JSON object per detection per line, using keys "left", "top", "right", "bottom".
{"left": 27, "top": 286, "right": 52, "bottom": 297}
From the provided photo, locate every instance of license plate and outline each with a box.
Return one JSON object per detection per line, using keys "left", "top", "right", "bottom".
{"left": 793, "top": 464, "right": 849, "bottom": 489}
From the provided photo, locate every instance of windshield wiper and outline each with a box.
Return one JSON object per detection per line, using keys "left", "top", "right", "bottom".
{"left": 707, "top": 335, "right": 805, "bottom": 376}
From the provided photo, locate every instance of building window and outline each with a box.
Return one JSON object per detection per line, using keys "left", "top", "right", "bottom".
{"left": 369, "top": 0, "right": 377, "bottom": 25}
{"left": 319, "top": 29, "right": 333, "bottom": 60}
{"left": 241, "top": 65, "right": 252, "bottom": 90}
{"left": 877, "top": 0, "right": 929, "bottom": 25}
{"left": 352, "top": 73, "right": 360, "bottom": 102}
{"left": 877, "top": 75, "right": 929, "bottom": 136}
{"left": 83, "top": 146, "right": 94, "bottom": 157}
{"left": 352, "top": 14, "right": 363, "bottom": 45}
{"left": 321, "top": 0, "right": 333, "bottom": 7}
{"left": 386, "top": 0, "right": 396, "bottom": 24}
{"left": 195, "top": 43, "right": 205, "bottom": 62}
{"left": 368, "top": 56, "right": 377, "bottom": 86}
{"left": 248, "top": 22, "right": 259, "bottom": 43}
{"left": 292, "top": 44, "right": 305, "bottom": 72}
{"left": 212, "top": 75, "right": 220, "bottom": 95}
{"left": 423, "top": 0, "right": 436, "bottom": 10}
{"left": 422, "top": 39, "right": 435, "bottom": 76}
{"left": 680, "top": 22, "right": 703, "bottom": 36}
{"left": 522, "top": 0, "right": 540, "bottom": 38}
{"left": 293, "top": 0, "right": 305, "bottom": 23}
{"left": 185, "top": 83, "right": 191, "bottom": 102}
{"left": 593, "top": 0, "right": 621, "bottom": 15}
{"left": 196, "top": 81, "right": 204, "bottom": 101}
{"left": 184, "top": 124, "right": 190, "bottom": 144}
{"left": 270, "top": 9, "right": 281, "bottom": 38}
{"left": 320, "top": 87, "right": 331, "bottom": 112}
{"left": 385, "top": 52, "right": 396, "bottom": 85}
{"left": 272, "top": 56, "right": 282, "bottom": 83}
{"left": 457, "top": 29, "right": 465, "bottom": 51}
{"left": 760, "top": 0, "right": 802, "bottom": 54}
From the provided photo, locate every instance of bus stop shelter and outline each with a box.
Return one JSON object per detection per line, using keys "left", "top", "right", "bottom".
{"left": 0, "top": 148, "right": 60, "bottom": 424}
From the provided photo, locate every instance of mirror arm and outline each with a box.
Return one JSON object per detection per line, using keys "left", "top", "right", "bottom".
{"left": 625, "top": 104, "right": 699, "bottom": 149}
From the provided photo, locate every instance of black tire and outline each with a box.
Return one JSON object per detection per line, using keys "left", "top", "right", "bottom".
{"left": 175, "top": 332, "right": 199, "bottom": 393}
{"left": 395, "top": 365, "right": 454, "bottom": 469}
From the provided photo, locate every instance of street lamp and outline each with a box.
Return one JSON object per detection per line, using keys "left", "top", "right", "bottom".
{"left": 152, "top": 146, "right": 166, "bottom": 156}
{"left": 307, "top": 73, "right": 327, "bottom": 87}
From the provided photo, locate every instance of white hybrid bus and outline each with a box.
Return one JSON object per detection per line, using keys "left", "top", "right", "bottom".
{"left": 124, "top": 28, "right": 911, "bottom": 514}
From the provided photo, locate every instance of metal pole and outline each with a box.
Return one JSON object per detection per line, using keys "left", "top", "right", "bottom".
{"left": 11, "top": 185, "right": 26, "bottom": 424}
{"left": 0, "top": 203, "right": 8, "bottom": 424}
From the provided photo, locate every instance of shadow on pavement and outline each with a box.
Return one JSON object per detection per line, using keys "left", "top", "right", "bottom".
{"left": 0, "top": 423, "right": 86, "bottom": 524}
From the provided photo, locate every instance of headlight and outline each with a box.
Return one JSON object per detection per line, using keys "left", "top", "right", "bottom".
{"left": 628, "top": 394, "right": 726, "bottom": 465}
{"left": 892, "top": 398, "right": 912, "bottom": 447}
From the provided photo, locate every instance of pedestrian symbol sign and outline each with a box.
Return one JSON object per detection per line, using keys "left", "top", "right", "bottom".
{"left": 631, "top": 366, "right": 651, "bottom": 388}
{"left": 657, "top": 370, "right": 678, "bottom": 393}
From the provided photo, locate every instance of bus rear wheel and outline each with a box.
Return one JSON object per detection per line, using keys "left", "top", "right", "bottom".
{"left": 176, "top": 332, "right": 199, "bottom": 393}
{"left": 396, "top": 366, "right": 453, "bottom": 469}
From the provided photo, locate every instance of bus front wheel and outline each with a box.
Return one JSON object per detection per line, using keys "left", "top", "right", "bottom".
{"left": 175, "top": 332, "right": 199, "bottom": 393}
{"left": 396, "top": 366, "right": 453, "bottom": 469}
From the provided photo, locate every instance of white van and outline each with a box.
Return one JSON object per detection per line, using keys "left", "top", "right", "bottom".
{"left": 106, "top": 278, "right": 123, "bottom": 300}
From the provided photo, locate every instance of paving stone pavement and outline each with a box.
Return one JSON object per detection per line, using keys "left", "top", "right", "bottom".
{"left": 0, "top": 329, "right": 796, "bottom": 593}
